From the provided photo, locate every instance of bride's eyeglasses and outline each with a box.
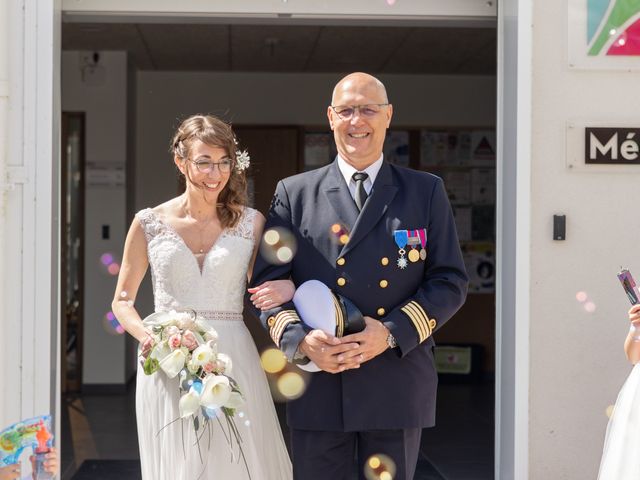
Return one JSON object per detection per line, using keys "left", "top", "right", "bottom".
{"left": 191, "top": 158, "right": 233, "bottom": 174}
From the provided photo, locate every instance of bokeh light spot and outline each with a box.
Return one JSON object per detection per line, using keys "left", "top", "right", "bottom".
{"left": 100, "top": 253, "right": 114, "bottom": 266}
{"left": 364, "top": 453, "right": 396, "bottom": 480}
{"left": 263, "top": 229, "right": 280, "bottom": 246}
{"left": 606, "top": 404, "right": 615, "bottom": 418}
{"left": 584, "top": 301, "right": 596, "bottom": 313}
{"left": 260, "top": 227, "right": 297, "bottom": 265}
{"left": 277, "top": 372, "right": 306, "bottom": 399}
{"left": 575, "top": 291, "right": 587, "bottom": 303}
{"left": 107, "top": 263, "right": 121, "bottom": 275}
{"left": 261, "top": 348, "right": 287, "bottom": 374}
{"left": 276, "top": 247, "right": 293, "bottom": 263}
{"left": 103, "top": 311, "right": 125, "bottom": 335}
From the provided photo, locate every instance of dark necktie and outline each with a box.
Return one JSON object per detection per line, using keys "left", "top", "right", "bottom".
{"left": 352, "top": 172, "right": 369, "bottom": 211}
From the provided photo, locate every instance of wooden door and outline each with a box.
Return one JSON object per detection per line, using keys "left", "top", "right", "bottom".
{"left": 235, "top": 127, "right": 300, "bottom": 352}
{"left": 235, "top": 127, "right": 300, "bottom": 216}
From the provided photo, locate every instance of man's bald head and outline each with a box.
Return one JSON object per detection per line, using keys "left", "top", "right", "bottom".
{"left": 327, "top": 72, "right": 393, "bottom": 170}
{"left": 331, "top": 72, "right": 389, "bottom": 105}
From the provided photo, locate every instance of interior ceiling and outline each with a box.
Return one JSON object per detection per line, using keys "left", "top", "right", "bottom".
{"left": 62, "top": 23, "right": 496, "bottom": 75}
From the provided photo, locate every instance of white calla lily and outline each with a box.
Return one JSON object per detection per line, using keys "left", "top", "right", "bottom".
{"left": 159, "top": 349, "right": 186, "bottom": 378}
{"left": 150, "top": 341, "right": 171, "bottom": 362}
{"left": 142, "top": 310, "right": 181, "bottom": 328}
{"left": 192, "top": 344, "right": 214, "bottom": 367}
{"left": 224, "top": 391, "right": 245, "bottom": 409}
{"left": 200, "top": 375, "right": 231, "bottom": 409}
{"left": 179, "top": 390, "right": 201, "bottom": 418}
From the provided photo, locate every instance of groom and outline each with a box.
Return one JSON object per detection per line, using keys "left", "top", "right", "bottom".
{"left": 250, "top": 72, "right": 468, "bottom": 479}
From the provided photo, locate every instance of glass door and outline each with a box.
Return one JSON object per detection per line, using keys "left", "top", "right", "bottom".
{"left": 61, "top": 112, "right": 85, "bottom": 393}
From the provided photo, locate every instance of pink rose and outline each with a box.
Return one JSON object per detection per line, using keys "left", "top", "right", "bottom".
{"left": 181, "top": 330, "right": 198, "bottom": 351}
{"left": 203, "top": 362, "right": 214, "bottom": 373}
{"left": 169, "top": 334, "right": 182, "bottom": 350}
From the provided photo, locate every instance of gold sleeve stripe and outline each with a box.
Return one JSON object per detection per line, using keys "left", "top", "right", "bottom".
{"left": 270, "top": 310, "right": 300, "bottom": 347}
{"left": 401, "top": 301, "right": 436, "bottom": 343}
{"left": 271, "top": 311, "right": 300, "bottom": 343}
{"left": 332, "top": 295, "right": 344, "bottom": 338}
{"left": 408, "top": 301, "right": 434, "bottom": 334}
{"left": 402, "top": 303, "right": 428, "bottom": 342}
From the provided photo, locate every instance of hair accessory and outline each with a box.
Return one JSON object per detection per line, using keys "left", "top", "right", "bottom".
{"left": 235, "top": 149, "right": 250, "bottom": 172}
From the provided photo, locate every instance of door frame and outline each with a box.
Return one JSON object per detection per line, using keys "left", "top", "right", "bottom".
{"left": 15, "top": 0, "right": 531, "bottom": 477}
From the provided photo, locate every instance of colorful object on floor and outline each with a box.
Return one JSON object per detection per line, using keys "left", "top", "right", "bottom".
{"left": 0, "top": 415, "right": 53, "bottom": 466}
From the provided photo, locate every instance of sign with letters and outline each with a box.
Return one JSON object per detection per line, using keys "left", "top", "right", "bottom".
{"left": 585, "top": 127, "right": 640, "bottom": 164}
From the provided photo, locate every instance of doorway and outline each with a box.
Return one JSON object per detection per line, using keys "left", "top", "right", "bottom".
{"left": 60, "top": 11, "right": 498, "bottom": 480}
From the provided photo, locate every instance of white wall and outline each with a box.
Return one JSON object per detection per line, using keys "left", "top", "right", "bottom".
{"left": 1, "top": 0, "right": 60, "bottom": 439}
{"left": 529, "top": 2, "right": 640, "bottom": 479}
{"left": 62, "top": 50, "right": 131, "bottom": 386}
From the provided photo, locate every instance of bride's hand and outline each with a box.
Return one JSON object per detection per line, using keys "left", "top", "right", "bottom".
{"left": 248, "top": 280, "right": 295, "bottom": 311}
{"left": 140, "top": 332, "right": 155, "bottom": 358}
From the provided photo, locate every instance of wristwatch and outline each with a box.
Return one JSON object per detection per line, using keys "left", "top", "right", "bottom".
{"left": 386, "top": 332, "right": 397, "bottom": 349}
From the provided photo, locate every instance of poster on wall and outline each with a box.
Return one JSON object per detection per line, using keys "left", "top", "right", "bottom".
{"left": 383, "top": 131, "right": 410, "bottom": 166}
{"left": 470, "top": 168, "right": 496, "bottom": 204}
{"left": 462, "top": 243, "right": 495, "bottom": 293}
{"left": 469, "top": 132, "right": 496, "bottom": 166}
{"left": 420, "top": 131, "right": 471, "bottom": 167}
{"left": 304, "top": 133, "right": 334, "bottom": 171}
{"left": 452, "top": 206, "right": 472, "bottom": 242}
{"left": 568, "top": 0, "right": 640, "bottom": 69}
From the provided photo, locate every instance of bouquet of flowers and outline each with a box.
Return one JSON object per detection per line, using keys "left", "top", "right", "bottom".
{"left": 140, "top": 310, "right": 247, "bottom": 472}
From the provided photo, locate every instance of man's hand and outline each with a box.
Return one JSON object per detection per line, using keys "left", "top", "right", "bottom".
{"left": 299, "top": 330, "right": 360, "bottom": 373}
{"left": 340, "top": 316, "right": 389, "bottom": 366}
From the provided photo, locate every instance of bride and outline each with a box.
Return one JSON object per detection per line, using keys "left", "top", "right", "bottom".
{"left": 112, "top": 114, "right": 293, "bottom": 479}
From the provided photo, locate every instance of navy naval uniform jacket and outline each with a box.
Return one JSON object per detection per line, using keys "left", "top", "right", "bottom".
{"left": 250, "top": 159, "right": 468, "bottom": 432}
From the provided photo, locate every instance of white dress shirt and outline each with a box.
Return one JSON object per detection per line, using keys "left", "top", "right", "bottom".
{"left": 336, "top": 154, "right": 384, "bottom": 200}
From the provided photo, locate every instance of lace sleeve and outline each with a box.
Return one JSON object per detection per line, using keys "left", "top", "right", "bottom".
{"left": 135, "top": 208, "right": 163, "bottom": 243}
{"left": 229, "top": 207, "right": 257, "bottom": 241}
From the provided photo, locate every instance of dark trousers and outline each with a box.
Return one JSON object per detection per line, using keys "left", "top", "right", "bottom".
{"left": 291, "top": 428, "right": 422, "bottom": 480}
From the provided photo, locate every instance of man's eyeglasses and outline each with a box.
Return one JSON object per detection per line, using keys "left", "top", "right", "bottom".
{"left": 330, "top": 103, "right": 389, "bottom": 120}
{"left": 191, "top": 159, "right": 233, "bottom": 174}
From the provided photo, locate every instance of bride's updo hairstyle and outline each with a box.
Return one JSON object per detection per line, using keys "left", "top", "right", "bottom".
{"left": 170, "top": 114, "right": 248, "bottom": 229}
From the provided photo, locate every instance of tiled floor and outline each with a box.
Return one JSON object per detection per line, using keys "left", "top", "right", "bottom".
{"left": 62, "top": 381, "right": 494, "bottom": 480}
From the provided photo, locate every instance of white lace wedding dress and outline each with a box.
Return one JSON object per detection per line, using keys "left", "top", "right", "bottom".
{"left": 598, "top": 363, "right": 640, "bottom": 479}
{"left": 135, "top": 207, "right": 292, "bottom": 480}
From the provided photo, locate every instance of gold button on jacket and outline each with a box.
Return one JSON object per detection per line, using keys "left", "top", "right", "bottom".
{"left": 337, "top": 277, "right": 346, "bottom": 286}
{"left": 337, "top": 258, "right": 346, "bottom": 266}
{"left": 379, "top": 279, "right": 388, "bottom": 288}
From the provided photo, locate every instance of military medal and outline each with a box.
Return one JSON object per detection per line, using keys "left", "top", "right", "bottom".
{"left": 405, "top": 230, "right": 421, "bottom": 263}
{"left": 394, "top": 230, "right": 409, "bottom": 269}
{"left": 418, "top": 228, "right": 427, "bottom": 260}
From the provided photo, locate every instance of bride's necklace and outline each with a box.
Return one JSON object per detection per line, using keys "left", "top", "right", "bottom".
{"left": 183, "top": 206, "right": 217, "bottom": 254}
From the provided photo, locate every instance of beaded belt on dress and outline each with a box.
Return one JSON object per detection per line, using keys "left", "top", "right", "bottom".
{"left": 197, "top": 310, "right": 243, "bottom": 321}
